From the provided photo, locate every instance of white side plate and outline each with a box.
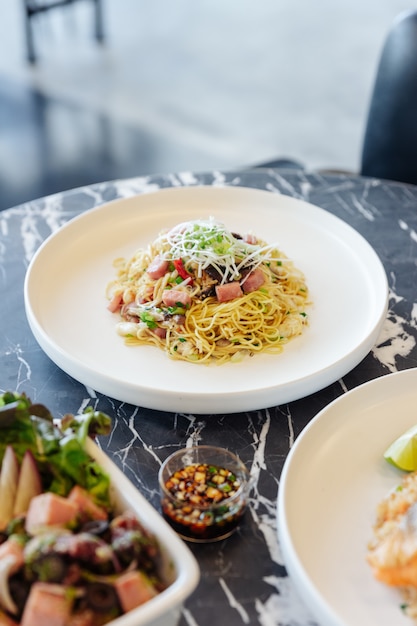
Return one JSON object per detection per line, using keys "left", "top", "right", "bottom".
{"left": 277, "top": 368, "right": 417, "bottom": 626}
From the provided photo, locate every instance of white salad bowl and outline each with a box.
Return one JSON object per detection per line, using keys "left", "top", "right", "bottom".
{"left": 85, "top": 438, "right": 200, "bottom": 626}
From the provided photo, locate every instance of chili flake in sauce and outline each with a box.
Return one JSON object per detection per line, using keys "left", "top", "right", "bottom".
{"left": 161, "top": 463, "right": 246, "bottom": 542}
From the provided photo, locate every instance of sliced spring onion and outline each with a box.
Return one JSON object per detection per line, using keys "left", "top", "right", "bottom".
{"left": 156, "top": 218, "right": 286, "bottom": 284}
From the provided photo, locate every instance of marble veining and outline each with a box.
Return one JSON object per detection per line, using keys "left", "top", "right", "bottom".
{"left": 2, "top": 169, "right": 417, "bottom": 625}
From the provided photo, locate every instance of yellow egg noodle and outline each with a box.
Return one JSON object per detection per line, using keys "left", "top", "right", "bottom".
{"left": 106, "top": 218, "right": 310, "bottom": 364}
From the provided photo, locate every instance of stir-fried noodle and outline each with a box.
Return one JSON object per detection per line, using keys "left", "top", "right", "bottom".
{"left": 106, "top": 218, "right": 311, "bottom": 364}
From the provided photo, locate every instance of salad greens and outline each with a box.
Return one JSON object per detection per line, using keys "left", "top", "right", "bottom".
{"left": 0, "top": 391, "right": 112, "bottom": 507}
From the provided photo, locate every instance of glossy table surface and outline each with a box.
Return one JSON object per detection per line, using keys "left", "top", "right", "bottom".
{"left": 2, "top": 168, "right": 417, "bottom": 626}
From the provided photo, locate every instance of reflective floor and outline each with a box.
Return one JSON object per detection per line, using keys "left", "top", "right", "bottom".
{"left": 0, "top": 75, "right": 186, "bottom": 211}
{"left": 0, "top": 1, "right": 412, "bottom": 211}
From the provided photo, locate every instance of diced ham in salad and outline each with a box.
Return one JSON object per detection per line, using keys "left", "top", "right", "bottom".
{"left": 0, "top": 392, "right": 166, "bottom": 626}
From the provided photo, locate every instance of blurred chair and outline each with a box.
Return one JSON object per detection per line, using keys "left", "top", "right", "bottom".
{"left": 251, "top": 157, "right": 305, "bottom": 171}
{"left": 360, "top": 10, "right": 417, "bottom": 185}
{"left": 254, "top": 10, "right": 417, "bottom": 186}
{"left": 23, "top": 0, "right": 104, "bottom": 63}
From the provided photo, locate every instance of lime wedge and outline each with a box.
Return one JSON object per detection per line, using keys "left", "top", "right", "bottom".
{"left": 384, "top": 424, "right": 417, "bottom": 471}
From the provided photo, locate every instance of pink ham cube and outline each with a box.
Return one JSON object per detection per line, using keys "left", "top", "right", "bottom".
{"left": 114, "top": 570, "right": 157, "bottom": 613}
{"left": 25, "top": 492, "right": 79, "bottom": 534}
{"left": 20, "top": 583, "right": 73, "bottom": 626}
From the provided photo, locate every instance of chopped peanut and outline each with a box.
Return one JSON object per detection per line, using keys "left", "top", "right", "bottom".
{"left": 161, "top": 462, "right": 245, "bottom": 541}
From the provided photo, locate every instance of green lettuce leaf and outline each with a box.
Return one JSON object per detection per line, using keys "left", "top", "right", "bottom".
{"left": 0, "top": 392, "right": 112, "bottom": 508}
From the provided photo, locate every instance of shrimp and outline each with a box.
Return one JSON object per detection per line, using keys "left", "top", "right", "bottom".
{"left": 368, "top": 472, "right": 417, "bottom": 588}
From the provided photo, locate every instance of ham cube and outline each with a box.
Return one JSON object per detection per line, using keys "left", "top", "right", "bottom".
{"left": 215, "top": 281, "right": 243, "bottom": 302}
{"left": 67, "top": 485, "right": 108, "bottom": 522}
{"left": 152, "top": 327, "right": 167, "bottom": 339}
{"left": 243, "top": 233, "right": 258, "bottom": 244}
{"left": 162, "top": 289, "right": 191, "bottom": 308}
{"left": 25, "top": 492, "right": 79, "bottom": 534}
{"left": 20, "top": 583, "right": 73, "bottom": 626}
{"left": 147, "top": 255, "right": 169, "bottom": 280}
{"left": 107, "top": 292, "right": 123, "bottom": 313}
{"left": 114, "top": 570, "right": 157, "bottom": 613}
{"left": 0, "top": 537, "right": 24, "bottom": 570}
{"left": 241, "top": 268, "right": 265, "bottom": 293}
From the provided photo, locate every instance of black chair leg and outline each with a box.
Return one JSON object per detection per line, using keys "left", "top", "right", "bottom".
{"left": 93, "top": 0, "right": 104, "bottom": 42}
{"left": 23, "top": 2, "right": 37, "bottom": 63}
{"left": 360, "top": 10, "right": 417, "bottom": 185}
{"left": 22, "top": 0, "right": 105, "bottom": 64}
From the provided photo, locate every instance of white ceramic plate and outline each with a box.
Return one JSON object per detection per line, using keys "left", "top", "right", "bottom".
{"left": 24, "top": 185, "right": 388, "bottom": 414}
{"left": 277, "top": 368, "right": 417, "bottom": 626}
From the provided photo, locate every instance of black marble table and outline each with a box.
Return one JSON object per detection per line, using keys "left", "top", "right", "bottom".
{"left": 2, "top": 168, "right": 417, "bottom": 626}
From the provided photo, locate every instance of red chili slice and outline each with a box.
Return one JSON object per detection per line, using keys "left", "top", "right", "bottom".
{"left": 173, "top": 259, "right": 193, "bottom": 284}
